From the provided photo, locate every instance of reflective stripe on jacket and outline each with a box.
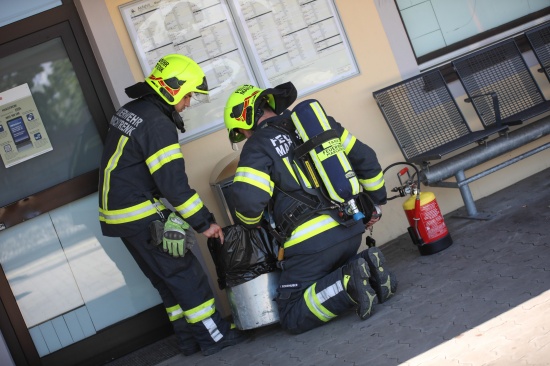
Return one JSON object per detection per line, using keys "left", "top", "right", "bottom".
{"left": 231, "top": 110, "right": 386, "bottom": 256}
{"left": 98, "top": 95, "right": 213, "bottom": 238}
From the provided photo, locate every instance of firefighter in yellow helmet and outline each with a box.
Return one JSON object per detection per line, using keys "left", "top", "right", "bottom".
{"left": 99, "top": 54, "right": 246, "bottom": 356}
{"left": 224, "top": 82, "right": 397, "bottom": 334}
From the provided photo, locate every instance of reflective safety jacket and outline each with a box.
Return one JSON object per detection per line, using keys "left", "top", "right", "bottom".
{"left": 231, "top": 110, "right": 387, "bottom": 256}
{"left": 98, "top": 95, "right": 214, "bottom": 238}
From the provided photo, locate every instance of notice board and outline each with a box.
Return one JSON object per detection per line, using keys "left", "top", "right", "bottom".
{"left": 120, "top": 0, "right": 358, "bottom": 142}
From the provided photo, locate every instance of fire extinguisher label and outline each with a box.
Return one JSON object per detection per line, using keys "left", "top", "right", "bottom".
{"left": 421, "top": 200, "right": 448, "bottom": 240}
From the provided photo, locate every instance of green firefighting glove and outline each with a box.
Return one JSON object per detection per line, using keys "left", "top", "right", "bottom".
{"left": 163, "top": 213, "right": 190, "bottom": 257}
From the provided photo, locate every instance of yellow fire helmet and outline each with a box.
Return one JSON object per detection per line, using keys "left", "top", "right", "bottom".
{"left": 224, "top": 82, "right": 297, "bottom": 143}
{"left": 145, "top": 54, "right": 209, "bottom": 105}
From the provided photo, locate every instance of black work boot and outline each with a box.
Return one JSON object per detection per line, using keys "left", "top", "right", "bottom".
{"left": 362, "top": 247, "right": 398, "bottom": 303}
{"left": 201, "top": 328, "right": 248, "bottom": 356}
{"left": 343, "top": 258, "right": 378, "bottom": 320}
{"left": 172, "top": 317, "right": 200, "bottom": 356}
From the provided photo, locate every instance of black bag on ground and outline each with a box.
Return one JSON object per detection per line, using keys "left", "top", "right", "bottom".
{"left": 207, "top": 224, "right": 279, "bottom": 289}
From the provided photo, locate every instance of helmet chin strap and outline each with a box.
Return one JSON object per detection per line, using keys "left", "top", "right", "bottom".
{"left": 171, "top": 110, "right": 186, "bottom": 133}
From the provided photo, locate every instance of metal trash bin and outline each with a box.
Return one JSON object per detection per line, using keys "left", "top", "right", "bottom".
{"left": 226, "top": 270, "right": 281, "bottom": 330}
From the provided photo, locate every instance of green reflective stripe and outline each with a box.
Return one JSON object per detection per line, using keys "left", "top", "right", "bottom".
{"left": 235, "top": 210, "right": 262, "bottom": 225}
{"left": 304, "top": 283, "right": 338, "bottom": 322}
{"left": 146, "top": 143, "right": 183, "bottom": 174}
{"left": 283, "top": 157, "right": 298, "bottom": 184}
{"left": 175, "top": 193, "right": 204, "bottom": 219}
{"left": 183, "top": 298, "right": 216, "bottom": 324}
{"left": 99, "top": 199, "right": 166, "bottom": 224}
{"left": 284, "top": 215, "right": 340, "bottom": 248}
{"left": 166, "top": 304, "right": 184, "bottom": 321}
{"left": 101, "top": 136, "right": 128, "bottom": 210}
{"left": 234, "top": 167, "right": 274, "bottom": 196}
{"left": 360, "top": 171, "right": 385, "bottom": 191}
{"left": 340, "top": 129, "right": 356, "bottom": 155}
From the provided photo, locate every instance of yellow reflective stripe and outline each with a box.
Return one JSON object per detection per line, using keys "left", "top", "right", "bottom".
{"left": 166, "top": 304, "right": 184, "bottom": 321}
{"left": 296, "top": 163, "right": 312, "bottom": 189}
{"left": 310, "top": 101, "right": 331, "bottom": 130}
{"left": 316, "top": 138, "right": 344, "bottom": 162}
{"left": 146, "top": 143, "right": 183, "bottom": 174}
{"left": 235, "top": 210, "right": 262, "bottom": 225}
{"left": 101, "top": 136, "right": 128, "bottom": 210}
{"left": 283, "top": 157, "right": 298, "bottom": 184}
{"left": 340, "top": 129, "right": 356, "bottom": 155}
{"left": 334, "top": 141, "right": 360, "bottom": 195}
{"left": 175, "top": 193, "right": 204, "bottom": 219}
{"left": 310, "top": 151, "right": 343, "bottom": 202}
{"left": 284, "top": 215, "right": 340, "bottom": 248}
{"left": 360, "top": 171, "right": 385, "bottom": 192}
{"left": 183, "top": 298, "right": 216, "bottom": 324}
{"left": 234, "top": 167, "right": 274, "bottom": 196}
{"left": 292, "top": 112, "right": 310, "bottom": 141}
{"left": 99, "top": 199, "right": 166, "bottom": 224}
{"left": 304, "top": 283, "right": 338, "bottom": 322}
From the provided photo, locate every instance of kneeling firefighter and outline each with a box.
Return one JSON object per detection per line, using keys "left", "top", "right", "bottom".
{"left": 224, "top": 82, "right": 398, "bottom": 334}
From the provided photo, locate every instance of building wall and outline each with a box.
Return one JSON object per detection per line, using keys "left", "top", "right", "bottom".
{"left": 76, "top": 0, "right": 550, "bottom": 313}
{"left": 0, "top": 1, "right": 548, "bottom": 362}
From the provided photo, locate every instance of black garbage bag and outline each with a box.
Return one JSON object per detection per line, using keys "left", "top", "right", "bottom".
{"left": 207, "top": 224, "right": 279, "bottom": 289}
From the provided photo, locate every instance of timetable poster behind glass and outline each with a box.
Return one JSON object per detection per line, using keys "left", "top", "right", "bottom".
{"left": 0, "top": 84, "right": 53, "bottom": 168}
{"left": 120, "top": 0, "right": 256, "bottom": 143}
{"left": 234, "top": 0, "right": 359, "bottom": 95}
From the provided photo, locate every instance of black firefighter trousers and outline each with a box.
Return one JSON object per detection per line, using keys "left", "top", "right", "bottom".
{"left": 276, "top": 233, "right": 364, "bottom": 334}
{"left": 121, "top": 228, "right": 231, "bottom": 349}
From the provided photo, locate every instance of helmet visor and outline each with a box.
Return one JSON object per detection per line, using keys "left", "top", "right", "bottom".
{"left": 191, "top": 76, "right": 210, "bottom": 103}
{"left": 229, "top": 129, "right": 246, "bottom": 144}
{"left": 192, "top": 92, "right": 210, "bottom": 104}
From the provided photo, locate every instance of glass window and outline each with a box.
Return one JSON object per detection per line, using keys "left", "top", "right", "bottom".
{"left": 0, "top": 1, "right": 62, "bottom": 27}
{"left": 0, "top": 37, "right": 103, "bottom": 208}
{"left": 396, "top": 0, "right": 550, "bottom": 60}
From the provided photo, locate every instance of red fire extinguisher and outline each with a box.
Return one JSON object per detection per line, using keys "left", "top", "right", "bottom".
{"left": 385, "top": 163, "right": 453, "bottom": 255}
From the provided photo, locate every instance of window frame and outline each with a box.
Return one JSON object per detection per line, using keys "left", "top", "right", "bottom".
{"left": 394, "top": 1, "right": 550, "bottom": 67}
{"left": 0, "top": 15, "right": 113, "bottom": 231}
{"left": 0, "top": 2, "right": 114, "bottom": 364}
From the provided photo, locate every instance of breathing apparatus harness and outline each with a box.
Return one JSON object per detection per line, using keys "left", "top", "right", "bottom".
{"left": 265, "top": 112, "right": 375, "bottom": 245}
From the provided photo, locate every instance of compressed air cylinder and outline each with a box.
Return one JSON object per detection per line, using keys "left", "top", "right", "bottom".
{"left": 290, "top": 99, "right": 360, "bottom": 206}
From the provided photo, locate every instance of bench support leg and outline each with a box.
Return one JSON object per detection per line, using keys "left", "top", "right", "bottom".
{"left": 454, "top": 170, "right": 494, "bottom": 220}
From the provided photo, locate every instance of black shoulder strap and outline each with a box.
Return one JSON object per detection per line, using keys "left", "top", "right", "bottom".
{"left": 294, "top": 129, "right": 339, "bottom": 159}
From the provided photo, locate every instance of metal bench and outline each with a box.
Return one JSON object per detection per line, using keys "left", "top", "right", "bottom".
{"left": 372, "top": 69, "right": 507, "bottom": 165}
{"left": 452, "top": 38, "right": 550, "bottom": 127}
{"left": 525, "top": 21, "right": 550, "bottom": 83}
{"left": 373, "top": 68, "right": 550, "bottom": 220}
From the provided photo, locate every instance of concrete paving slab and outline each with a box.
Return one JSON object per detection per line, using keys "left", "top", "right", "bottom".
{"left": 105, "top": 168, "right": 550, "bottom": 366}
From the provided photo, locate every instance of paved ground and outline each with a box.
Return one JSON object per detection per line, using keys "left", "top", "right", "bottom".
{"left": 105, "top": 167, "right": 550, "bottom": 366}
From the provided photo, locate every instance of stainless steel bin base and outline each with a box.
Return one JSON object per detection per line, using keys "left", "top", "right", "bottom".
{"left": 227, "top": 271, "right": 281, "bottom": 330}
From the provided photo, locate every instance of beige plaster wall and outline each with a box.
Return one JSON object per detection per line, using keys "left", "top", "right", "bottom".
{"left": 93, "top": 0, "right": 550, "bottom": 251}
{"left": 79, "top": 0, "right": 550, "bottom": 315}
{"left": 99, "top": 0, "right": 415, "bottom": 243}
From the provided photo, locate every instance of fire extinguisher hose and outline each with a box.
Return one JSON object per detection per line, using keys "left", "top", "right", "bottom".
{"left": 383, "top": 162, "right": 424, "bottom": 244}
